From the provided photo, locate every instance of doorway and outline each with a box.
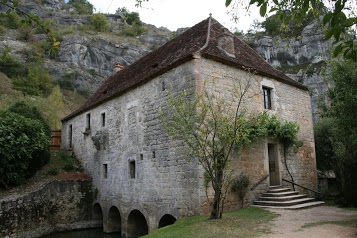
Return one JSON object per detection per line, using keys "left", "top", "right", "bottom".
{"left": 268, "top": 143, "right": 280, "bottom": 186}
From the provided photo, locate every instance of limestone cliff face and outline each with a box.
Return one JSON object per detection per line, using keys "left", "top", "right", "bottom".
{"left": 0, "top": 0, "right": 331, "bottom": 120}
{"left": 244, "top": 21, "right": 332, "bottom": 121}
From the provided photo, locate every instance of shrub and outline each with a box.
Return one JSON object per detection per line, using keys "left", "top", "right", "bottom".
{"left": 12, "top": 64, "right": 54, "bottom": 96}
{"left": 0, "top": 111, "right": 49, "bottom": 188}
{"left": 0, "top": 47, "right": 26, "bottom": 78}
{"left": 7, "top": 102, "right": 51, "bottom": 176}
{"left": 122, "top": 22, "right": 146, "bottom": 37}
{"left": 89, "top": 13, "right": 109, "bottom": 32}
{"left": 68, "top": 0, "right": 93, "bottom": 15}
{"left": 0, "top": 11, "right": 21, "bottom": 29}
{"left": 231, "top": 174, "right": 250, "bottom": 208}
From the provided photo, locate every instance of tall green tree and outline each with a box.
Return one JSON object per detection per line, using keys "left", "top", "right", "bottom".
{"left": 47, "top": 85, "right": 65, "bottom": 130}
{"left": 315, "top": 59, "right": 357, "bottom": 206}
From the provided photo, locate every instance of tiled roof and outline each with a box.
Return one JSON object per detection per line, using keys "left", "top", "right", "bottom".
{"left": 62, "top": 17, "right": 307, "bottom": 121}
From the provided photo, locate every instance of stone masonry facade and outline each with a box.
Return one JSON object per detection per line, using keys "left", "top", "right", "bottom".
{"left": 62, "top": 55, "right": 317, "bottom": 235}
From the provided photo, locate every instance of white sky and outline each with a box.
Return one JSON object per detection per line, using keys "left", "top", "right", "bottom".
{"left": 88, "top": 0, "right": 264, "bottom": 32}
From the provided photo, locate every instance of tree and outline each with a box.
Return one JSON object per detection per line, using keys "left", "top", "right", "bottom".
{"left": 161, "top": 72, "right": 299, "bottom": 219}
{"left": 68, "top": 0, "right": 94, "bottom": 15}
{"left": 0, "top": 110, "right": 49, "bottom": 189}
{"left": 47, "top": 85, "right": 65, "bottom": 130}
{"left": 315, "top": 59, "right": 357, "bottom": 206}
{"left": 89, "top": 13, "right": 109, "bottom": 32}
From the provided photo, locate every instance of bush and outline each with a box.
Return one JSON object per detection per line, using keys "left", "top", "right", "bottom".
{"left": 0, "top": 11, "right": 21, "bottom": 29}
{"left": 52, "top": 150, "right": 82, "bottom": 172}
{"left": 0, "top": 47, "right": 26, "bottom": 78}
{"left": 68, "top": 0, "right": 93, "bottom": 15}
{"left": 7, "top": 102, "right": 51, "bottom": 176}
{"left": 0, "top": 111, "right": 49, "bottom": 188}
{"left": 12, "top": 64, "right": 54, "bottom": 96}
{"left": 231, "top": 174, "right": 250, "bottom": 208}
{"left": 122, "top": 22, "right": 146, "bottom": 37}
{"left": 89, "top": 13, "right": 109, "bottom": 32}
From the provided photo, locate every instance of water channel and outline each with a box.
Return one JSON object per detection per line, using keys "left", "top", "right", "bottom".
{"left": 42, "top": 229, "right": 121, "bottom": 238}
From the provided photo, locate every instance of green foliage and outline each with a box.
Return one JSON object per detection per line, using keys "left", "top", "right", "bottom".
{"left": 12, "top": 64, "right": 54, "bottom": 96}
{"left": 231, "top": 173, "right": 250, "bottom": 208}
{"left": 68, "top": 0, "right": 93, "bottom": 15}
{"left": 0, "top": 47, "right": 25, "bottom": 78}
{"left": 226, "top": 0, "right": 356, "bottom": 61}
{"left": 51, "top": 150, "right": 82, "bottom": 173}
{"left": 122, "top": 22, "right": 146, "bottom": 36}
{"left": 0, "top": 110, "right": 49, "bottom": 189}
{"left": 89, "top": 13, "right": 109, "bottom": 32}
{"left": 314, "top": 117, "right": 338, "bottom": 171}
{"left": 46, "top": 85, "right": 64, "bottom": 129}
{"left": 0, "top": 11, "right": 21, "bottom": 29}
{"left": 162, "top": 77, "right": 299, "bottom": 219}
{"left": 316, "top": 59, "right": 357, "bottom": 206}
{"left": 117, "top": 7, "right": 142, "bottom": 26}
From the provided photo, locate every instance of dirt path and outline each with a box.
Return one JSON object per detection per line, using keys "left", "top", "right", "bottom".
{"left": 262, "top": 206, "right": 357, "bottom": 238}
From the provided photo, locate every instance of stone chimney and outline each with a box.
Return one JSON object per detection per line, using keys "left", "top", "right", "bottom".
{"left": 112, "top": 63, "right": 125, "bottom": 74}
{"left": 217, "top": 29, "right": 235, "bottom": 58}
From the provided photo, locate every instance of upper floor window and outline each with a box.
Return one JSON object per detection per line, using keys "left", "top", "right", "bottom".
{"left": 262, "top": 87, "right": 272, "bottom": 110}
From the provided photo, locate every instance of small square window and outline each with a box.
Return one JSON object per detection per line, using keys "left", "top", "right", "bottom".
{"left": 129, "top": 161, "right": 136, "bottom": 178}
{"left": 262, "top": 87, "right": 272, "bottom": 110}
{"left": 101, "top": 112, "right": 106, "bottom": 127}
{"left": 103, "top": 164, "right": 108, "bottom": 179}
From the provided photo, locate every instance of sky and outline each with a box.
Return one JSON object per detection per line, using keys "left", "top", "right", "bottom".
{"left": 88, "top": 0, "right": 264, "bottom": 33}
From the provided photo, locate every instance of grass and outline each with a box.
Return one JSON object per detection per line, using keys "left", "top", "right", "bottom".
{"left": 302, "top": 217, "right": 357, "bottom": 229}
{"left": 143, "top": 207, "right": 278, "bottom": 238}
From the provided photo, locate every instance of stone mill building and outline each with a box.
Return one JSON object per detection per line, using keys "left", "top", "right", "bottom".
{"left": 61, "top": 16, "right": 318, "bottom": 237}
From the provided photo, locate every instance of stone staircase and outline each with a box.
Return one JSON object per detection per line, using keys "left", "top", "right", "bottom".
{"left": 253, "top": 185, "right": 325, "bottom": 209}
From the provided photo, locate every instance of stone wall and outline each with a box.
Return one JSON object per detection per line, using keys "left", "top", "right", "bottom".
{"left": 0, "top": 179, "right": 94, "bottom": 238}
{"left": 62, "top": 61, "right": 202, "bottom": 235}
{"left": 195, "top": 57, "right": 317, "bottom": 209}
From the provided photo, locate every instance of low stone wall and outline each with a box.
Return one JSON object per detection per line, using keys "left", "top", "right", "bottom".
{"left": 0, "top": 179, "right": 97, "bottom": 238}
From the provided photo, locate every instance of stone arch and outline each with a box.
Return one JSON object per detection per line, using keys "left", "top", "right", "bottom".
{"left": 93, "top": 203, "right": 103, "bottom": 221}
{"left": 158, "top": 214, "right": 176, "bottom": 228}
{"left": 127, "top": 209, "right": 148, "bottom": 238}
{"left": 107, "top": 206, "right": 121, "bottom": 233}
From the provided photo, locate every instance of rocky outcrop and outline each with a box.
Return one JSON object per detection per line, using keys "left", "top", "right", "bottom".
{"left": 244, "top": 21, "right": 332, "bottom": 121}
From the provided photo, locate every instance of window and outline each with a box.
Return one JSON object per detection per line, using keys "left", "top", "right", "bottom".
{"left": 86, "top": 113, "right": 91, "bottom": 130}
{"left": 162, "top": 81, "right": 166, "bottom": 91}
{"left": 140, "top": 154, "right": 143, "bottom": 160}
{"left": 262, "top": 87, "right": 272, "bottom": 110}
{"left": 129, "top": 161, "right": 136, "bottom": 178}
{"left": 69, "top": 124, "right": 73, "bottom": 148}
{"left": 103, "top": 164, "right": 108, "bottom": 179}
{"left": 101, "top": 112, "right": 106, "bottom": 127}
{"left": 152, "top": 150, "right": 156, "bottom": 158}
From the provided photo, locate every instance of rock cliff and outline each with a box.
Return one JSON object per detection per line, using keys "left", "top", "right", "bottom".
{"left": 0, "top": 0, "right": 330, "bottom": 120}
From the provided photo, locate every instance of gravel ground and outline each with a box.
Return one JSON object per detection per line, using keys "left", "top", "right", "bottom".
{"left": 262, "top": 206, "right": 357, "bottom": 238}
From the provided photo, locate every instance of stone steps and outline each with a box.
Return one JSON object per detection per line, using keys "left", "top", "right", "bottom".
{"left": 253, "top": 186, "right": 325, "bottom": 209}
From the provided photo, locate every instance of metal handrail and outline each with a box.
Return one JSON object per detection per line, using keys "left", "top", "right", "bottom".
{"left": 250, "top": 174, "right": 269, "bottom": 191}
{"left": 282, "top": 178, "right": 321, "bottom": 196}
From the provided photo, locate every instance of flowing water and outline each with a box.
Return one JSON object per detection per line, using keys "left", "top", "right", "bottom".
{"left": 42, "top": 229, "right": 121, "bottom": 238}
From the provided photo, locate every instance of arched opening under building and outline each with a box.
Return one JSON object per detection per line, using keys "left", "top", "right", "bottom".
{"left": 158, "top": 214, "right": 176, "bottom": 228}
{"left": 127, "top": 209, "right": 148, "bottom": 238}
{"left": 107, "top": 206, "right": 121, "bottom": 233}
{"left": 93, "top": 203, "right": 103, "bottom": 222}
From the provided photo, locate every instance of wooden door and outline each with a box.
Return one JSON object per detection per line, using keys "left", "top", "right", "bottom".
{"left": 268, "top": 143, "right": 280, "bottom": 186}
